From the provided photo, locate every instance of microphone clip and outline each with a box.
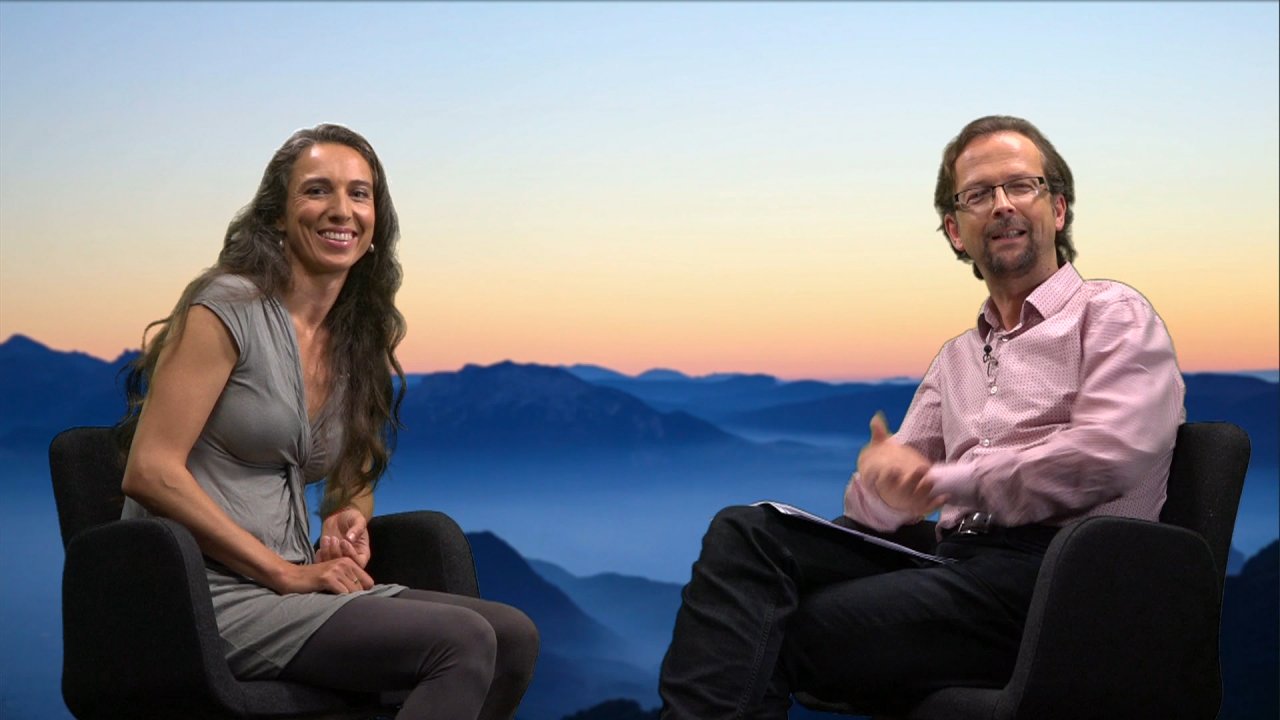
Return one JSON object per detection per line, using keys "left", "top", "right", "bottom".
{"left": 982, "top": 343, "right": 999, "bottom": 378}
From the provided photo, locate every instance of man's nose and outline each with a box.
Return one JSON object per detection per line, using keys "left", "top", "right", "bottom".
{"left": 991, "top": 186, "right": 1016, "bottom": 215}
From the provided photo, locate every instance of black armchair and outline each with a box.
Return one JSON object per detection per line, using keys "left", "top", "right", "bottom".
{"left": 50, "top": 426, "right": 481, "bottom": 720}
{"left": 796, "top": 421, "right": 1251, "bottom": 720}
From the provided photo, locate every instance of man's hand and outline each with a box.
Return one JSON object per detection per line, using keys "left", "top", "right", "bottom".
{"left": 858, "top": 413, "right": 947, "bottom": 517}
{"left": 316, "top": 506, "right": 371, "bottom": 568}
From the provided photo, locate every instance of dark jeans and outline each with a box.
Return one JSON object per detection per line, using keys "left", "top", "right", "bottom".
{"left": 658, "top": 505, "right": 1051, "bottom": 719}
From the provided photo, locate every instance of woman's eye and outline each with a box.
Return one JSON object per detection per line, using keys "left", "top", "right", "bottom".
{"left": 304, "top": 186, "right": 328, "bottom": 197}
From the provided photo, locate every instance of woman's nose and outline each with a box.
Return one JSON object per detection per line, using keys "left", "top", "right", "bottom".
{"left": 327, "top": 194, "right": 352, "bottom": 220}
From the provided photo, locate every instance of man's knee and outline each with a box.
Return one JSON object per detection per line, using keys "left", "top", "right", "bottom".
{"left": 707, "top": 504, "right": 770, "bottom": 538}
{"left": 683, "top": 505, "right": 782, "bottom": 579}
{"left": 700, "top": 504, "right": 774, "bottom": 551}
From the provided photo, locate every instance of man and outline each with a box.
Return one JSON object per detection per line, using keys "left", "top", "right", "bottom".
{"left": 657, "top": 115, "right": 1185, "bottom": 718}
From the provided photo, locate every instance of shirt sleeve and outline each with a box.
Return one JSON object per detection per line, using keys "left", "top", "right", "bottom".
{"left": 190, "top": 274, "right": 258, "bottom": 361}
{"left": 927, "top": 294, "right": 1184, "bottom": 526}
{"left": 842, "top": 354, "right": 948, "bottom": 531}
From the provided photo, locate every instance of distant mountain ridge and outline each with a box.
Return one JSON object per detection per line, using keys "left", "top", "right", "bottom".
{"left": 566, "top": 361, "right": 1279, "bottom": 465}
{"left": 1182, "top": 373, "right": 1279, "bottom": 468}
{"left": 0, "top": 334, "right": 136, "bottom": 450}
{"left": 0, "top": 337, "right": 741, "bottom": 457}
{"left": 396, "top": 361, "right": 739, "bottom": 456}
{"left": 3, "top": 334, "right": 1276, "bottom": 466}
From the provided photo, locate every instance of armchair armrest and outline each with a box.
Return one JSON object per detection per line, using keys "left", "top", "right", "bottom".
{"left": 367, "top": 510, "right": 480, "bottom": 598}
{"left": 988, "top": 516, "right": 1222, "bottom": 719}
{"left": 61, "top": 517, "right": 233, "bottom": 717}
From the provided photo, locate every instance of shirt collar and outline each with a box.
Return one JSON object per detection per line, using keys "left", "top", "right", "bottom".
{"left": 975, "top": 262, "right": 1083, "bottom": 337}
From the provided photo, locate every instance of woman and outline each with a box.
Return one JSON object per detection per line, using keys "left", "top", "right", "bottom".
{"left": 117, "top": 124, "right": 538, "bottom": 719}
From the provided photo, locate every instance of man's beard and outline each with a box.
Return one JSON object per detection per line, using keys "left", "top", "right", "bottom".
{"left": 983, "top": 219, "right": 1040, "bottom": 277}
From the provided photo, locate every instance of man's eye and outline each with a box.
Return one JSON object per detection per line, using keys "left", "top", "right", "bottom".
{"left": 304, "top": 186, "right": 328, "bottom": 196}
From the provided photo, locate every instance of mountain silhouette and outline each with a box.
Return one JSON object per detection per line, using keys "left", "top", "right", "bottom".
{"left": 468, "top": 531, "right": 625, "bottom": 657}
{"left": 1183, "top": 373, "right": 1279, "bottom": 468}
{"left": 588, "top": 372, "right": 860, "bottom": 422}
{"left": 0, "top": 337, "right": 743, "bottom": 458}
{"left": 529, "top": 558, "right": 683, "bottom": 672}
{"left": 466, "top": 531, "right": 658, "bottom": 720}
{"left": 0, "top": 334, "right": 135, "bottom": 450}
{"left": 724, "top": 384, "right": 922, "bottom": 434}
{"left": 1226, "top": 546, "right": 1246, "bottom": 575}
{"left": 397, "top": 361, "right": 739, "bottom": 456}
{"left": 593, "top": 367, "right": 1279, "bottom": 467}
{"left": 634, "top": 368, "right": 690, "bottom": 382}
{"left": 563, "top": 364, "right": 632, "bottom": 382}
{"left": 561, "top": 699, "right": 659, "bottom": 720}
{"left": 9, "top": 334, "right": 1271, "bottom": 467}
{"left": 1220, "top": 540, "right": 1279, "bottom": 720}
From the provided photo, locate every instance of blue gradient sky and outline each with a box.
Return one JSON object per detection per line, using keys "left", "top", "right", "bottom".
{"left": 1, "top": 1, "right": 1277, "bottom": 379}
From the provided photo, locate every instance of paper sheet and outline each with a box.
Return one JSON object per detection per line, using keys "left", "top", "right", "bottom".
{"left": 752, "top": 500, "right": 952, "bottom": 565}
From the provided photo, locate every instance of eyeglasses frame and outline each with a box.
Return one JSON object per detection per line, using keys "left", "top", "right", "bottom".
{"left": 953, "top": 176, "right": 1048, "bottom": 212}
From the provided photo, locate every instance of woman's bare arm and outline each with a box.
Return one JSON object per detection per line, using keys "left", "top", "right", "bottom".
{"left": 122, "top": 305, "right": 371, "bottom": 594}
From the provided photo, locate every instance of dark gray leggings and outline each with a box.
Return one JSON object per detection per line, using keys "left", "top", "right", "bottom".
{"left": 280, "top": 589, "right": 539, "bottom": 720}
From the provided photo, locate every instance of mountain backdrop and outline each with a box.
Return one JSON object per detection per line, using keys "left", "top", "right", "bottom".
{"left": 0, "top": 333, "right": 1275, "bottom": 720}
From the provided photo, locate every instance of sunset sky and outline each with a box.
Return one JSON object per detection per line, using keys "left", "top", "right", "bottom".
{"left": 1, "top": 2, "right": 1276, "bottom": 380}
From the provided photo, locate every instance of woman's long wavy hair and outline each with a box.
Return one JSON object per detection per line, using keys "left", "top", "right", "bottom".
{"left": 117, "top": 123, "right": 407, "bottom": 516}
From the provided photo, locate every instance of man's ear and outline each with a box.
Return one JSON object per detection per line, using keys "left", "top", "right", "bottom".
{"left": 1053, "top": 194, "right": 1066, "bottom": 231}
{"left": 943, "top": 214, "right": 964, "bottom": 253}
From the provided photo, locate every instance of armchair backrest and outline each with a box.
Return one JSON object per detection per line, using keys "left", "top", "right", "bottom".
{"left": 1158, "top": 422, "right": 1251, "bottom": 580}
{"left": 49, "top": 426, "right": 127, "bottom": 549}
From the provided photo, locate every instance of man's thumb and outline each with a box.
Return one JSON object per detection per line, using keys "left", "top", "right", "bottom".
{"left": 870, "top": 412, "right": 891, "bottom": 442}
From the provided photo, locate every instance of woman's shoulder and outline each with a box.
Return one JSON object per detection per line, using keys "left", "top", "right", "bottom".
{"left": 187, "top": 274, "right": 287, "bottom": 370}
{"left": 194, "top": 273, "right": 264, "bottom": 307}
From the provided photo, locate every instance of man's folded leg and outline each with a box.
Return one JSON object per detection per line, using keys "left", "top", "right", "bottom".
{"left": 658, "top": 504, "right": 927, "bottom": 720}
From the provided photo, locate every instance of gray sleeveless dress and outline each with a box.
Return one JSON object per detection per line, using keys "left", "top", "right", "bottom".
{"left": 121, "top": 274, "right": 404, "bottom": 678}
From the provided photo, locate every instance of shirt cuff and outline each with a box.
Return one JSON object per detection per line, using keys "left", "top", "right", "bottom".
{"left": 927, "top": 463, "right": 978, "bottom": 507}
{"left": 843, "top": 471, "right": 922, "bottom": 532}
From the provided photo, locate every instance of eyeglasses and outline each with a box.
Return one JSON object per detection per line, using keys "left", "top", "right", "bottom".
{"left": 953, "top": 176, "right": 1047, "bottom": 212}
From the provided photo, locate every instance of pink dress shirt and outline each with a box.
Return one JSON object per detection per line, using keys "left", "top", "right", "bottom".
{"left": 844, "top": 263, "right": 1185, "bottom": 533}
